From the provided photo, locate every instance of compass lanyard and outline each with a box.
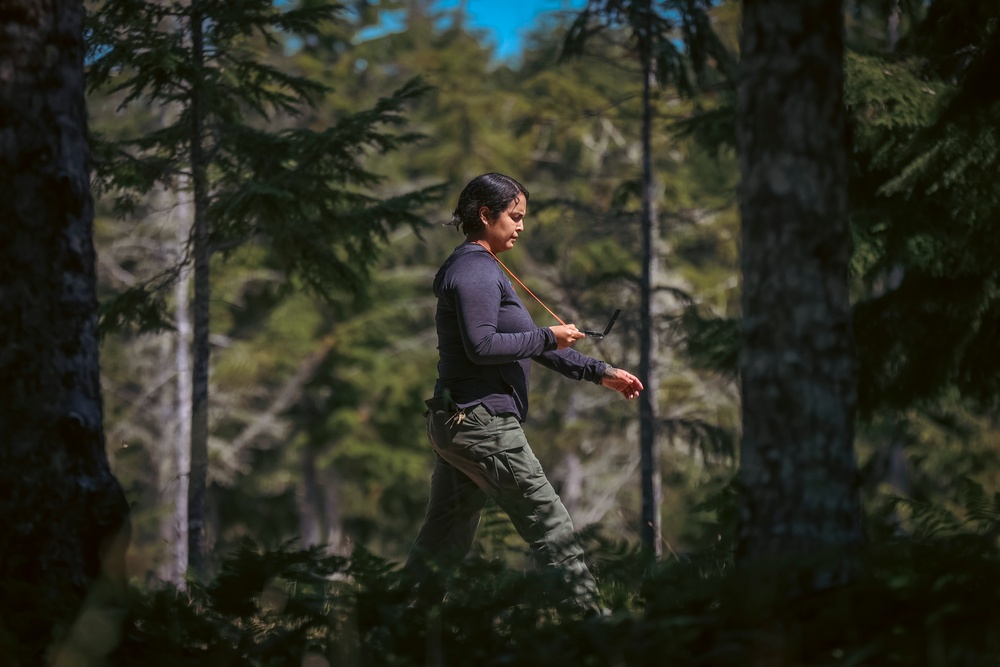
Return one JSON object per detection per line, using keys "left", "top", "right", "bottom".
{"left": 474, "top": 241, "right": 567, "bottom": 326}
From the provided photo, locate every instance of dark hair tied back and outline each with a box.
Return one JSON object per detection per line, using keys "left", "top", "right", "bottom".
{"left": 450, "top": 173, "right": 529, "bottom": 235}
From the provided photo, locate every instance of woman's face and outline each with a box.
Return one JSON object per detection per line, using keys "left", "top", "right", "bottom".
{"left": 479, "top": 195, "right": 526, "bottom": 254}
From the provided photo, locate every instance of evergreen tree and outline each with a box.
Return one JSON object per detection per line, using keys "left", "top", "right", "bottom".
{"left": 86, "top": 0, "right": 442, "bottom": 576}
{"left": 848, "top": 0, "right": 1000, "bottom": 414}
{"left": 561, "top": 0, "right": 735, "bottom": 558}
{"left": 844, "top": 0, "right": 1000, "bottom": 532}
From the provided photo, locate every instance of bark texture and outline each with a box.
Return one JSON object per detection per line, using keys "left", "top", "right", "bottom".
{"left": 0, "top": 0, "right": 129, "bottom": 661}
{"left": 736, "top": 0, "right": 863, "bottom": 568}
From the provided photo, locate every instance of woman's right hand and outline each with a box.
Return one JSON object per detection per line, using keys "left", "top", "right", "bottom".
{"left": 550, "top": 324, "right": 586, "bottom": 349}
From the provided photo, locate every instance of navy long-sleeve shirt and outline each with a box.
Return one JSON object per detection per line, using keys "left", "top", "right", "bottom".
{"left": 432, "top": 242, "right": 606, "bottom": 421}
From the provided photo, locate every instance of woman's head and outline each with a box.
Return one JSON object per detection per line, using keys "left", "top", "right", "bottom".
{"left": 450, "top": 173, "right": 529, "bottom": 236}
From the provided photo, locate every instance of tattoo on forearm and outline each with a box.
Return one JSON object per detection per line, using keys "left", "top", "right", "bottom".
{"left": 603, "top": 365, "right": 617, "bottom": 377}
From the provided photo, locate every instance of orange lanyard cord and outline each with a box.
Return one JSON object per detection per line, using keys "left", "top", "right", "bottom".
{"left": 477, "top": 242, "right": 567, "bottom": 326}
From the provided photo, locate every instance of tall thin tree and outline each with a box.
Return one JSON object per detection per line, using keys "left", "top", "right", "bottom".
{"left": 562, "top": 0, "right": 729, "bottom": 557}
{"left": 186, "top": 0, "right": 212, "bottom": 576}
{"left": 170, "top": 185, "right": 193, "bottom": 585}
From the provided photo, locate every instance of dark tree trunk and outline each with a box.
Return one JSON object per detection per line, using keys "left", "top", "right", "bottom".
{"left": 735, "top": 0, "right": 863, "bottom": 573}
{"left": 188, "top": 1, "right": 211, "bottom": 577}
{"left": 0, "top": 0, "right": 129, "bottom": 662}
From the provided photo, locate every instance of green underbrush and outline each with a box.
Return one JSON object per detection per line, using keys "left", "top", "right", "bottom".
{"left": 104, "top": 486, "right": 1000, "bottom": 667}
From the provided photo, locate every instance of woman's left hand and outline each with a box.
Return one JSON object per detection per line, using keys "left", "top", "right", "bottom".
{"left": 601, "top": 366, "right": 643, "bottom": 400}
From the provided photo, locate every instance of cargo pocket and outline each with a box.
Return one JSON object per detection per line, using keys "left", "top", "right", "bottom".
{"left": 466, "top": 414, "right": 529, "bottom": 461}
{"left": 496, "top": 446, "right": 547, "bottom": 497}
{"left": 447, "top": 403, "right": 498, "bottom": 452}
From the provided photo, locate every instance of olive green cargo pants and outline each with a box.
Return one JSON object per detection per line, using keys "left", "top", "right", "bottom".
{"left": 406, "top": 399, "right": 599, "bottom": 612}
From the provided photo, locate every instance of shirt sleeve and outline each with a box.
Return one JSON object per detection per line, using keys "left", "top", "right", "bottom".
{"left": 449, "top": 256, "right": 556, "bottom": 365}
{"left": 533, "top": 348, "right": 607, "bottom": 384}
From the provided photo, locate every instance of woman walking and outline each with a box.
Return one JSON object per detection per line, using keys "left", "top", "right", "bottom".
{"left": 406, "top": 173, "right": 643, "bottom": 613}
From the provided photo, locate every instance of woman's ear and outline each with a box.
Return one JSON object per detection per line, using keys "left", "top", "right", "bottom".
{"left": 478, "top": 206, "right": 492, "bottom": 226}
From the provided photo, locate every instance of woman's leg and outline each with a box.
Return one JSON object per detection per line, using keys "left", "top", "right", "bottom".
{"left": 405, "top": 407, "right": 488, "bottom": 586}
{"left": 439, "top": 409, "right": 600, "bottom": 612}
{"left": 409, "top": 405, "right": 600, "bottom": 612}
{"left": 484, "top": 435, "right": 600, "bottom": 612}
{"left": 406, "top": 452, "right": 487, "bottom": 577}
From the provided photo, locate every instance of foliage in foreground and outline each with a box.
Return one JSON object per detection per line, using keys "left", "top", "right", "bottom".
{"left": 98, "top": 485, "right": 1000, "bottom": 667}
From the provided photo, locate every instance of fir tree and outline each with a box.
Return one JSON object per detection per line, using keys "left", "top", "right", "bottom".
{"left": 86, "top": 0, "right": 443, "bottom": 577}
{"left": 561, "top": 0, "right": 735, "bottom": 558}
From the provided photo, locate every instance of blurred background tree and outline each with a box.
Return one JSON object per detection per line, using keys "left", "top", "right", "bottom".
{"left": 87, "top": 0, "right": 441, "bottom": 581}
{"left": 844, "top": 0, "right": 1000, "bottom": 535}
{"left": 561, "top": 0, "right": 738, "bottom": 559}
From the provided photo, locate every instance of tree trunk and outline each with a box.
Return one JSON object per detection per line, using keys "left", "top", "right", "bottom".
{"left": 736, "top": 0, "right": 863, "bottom": 576}
{"left": 299, "top": 447, "right": 345, "bottom": 552}
{"left": 887, "top": 0, "right": 902, "bottom": 53}
{"left": 299, "top": 445, "right": 325, "bottom": 547}
{"left": 555, "top": 451, "right": 584, "bottom": 517}
{"left": 0, "top": 0, "right": 130, "bottom": 661}
{"left": 188, "top": 1, "right": 212, "bottom": 577}
{"left": 638, "top": 16, "right": 662, "bottom": 559}
{"left": 323, "top": 469, "right": 345, "bottom": 552}
{"left": 171, "top": 198, "right": 193, "bottom": 586}
{"left": 152, "top": 182, "right": 193, "bottom": 588}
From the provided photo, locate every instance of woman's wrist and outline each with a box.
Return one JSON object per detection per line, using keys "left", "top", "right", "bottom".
{"left": 593, "top": 362, "right": 613, "bottom": 384}
{"left": 542, "top": 326, "right": 558, "bottom": 351}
